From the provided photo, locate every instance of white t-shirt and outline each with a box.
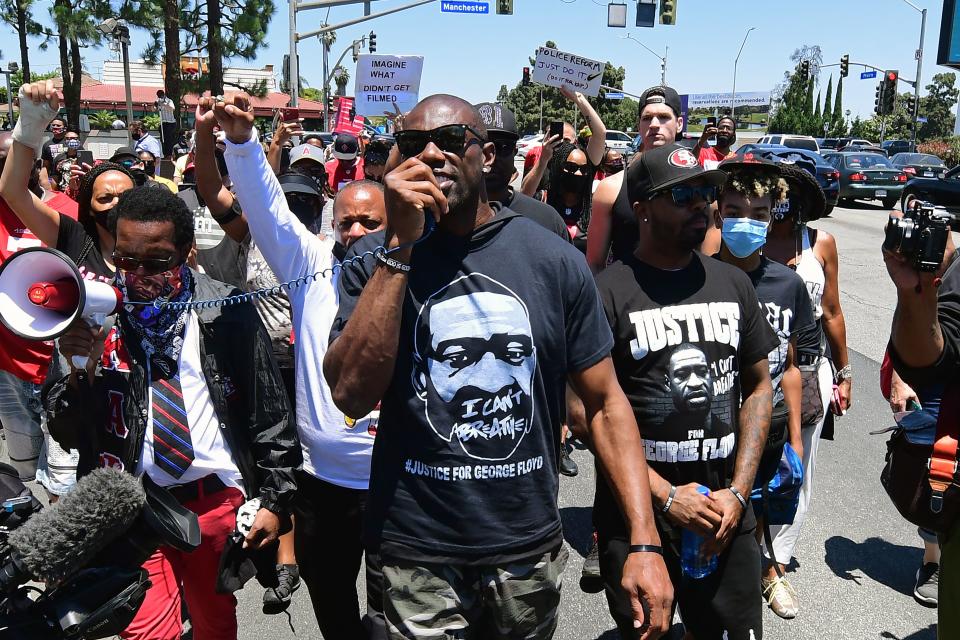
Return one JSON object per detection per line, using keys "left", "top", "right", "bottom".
{"left": 139, "top": 313, "right": 245, "bottom": 493}
{"left": 225, "top": 136, "right": 373, "bottom": 489}
{"left": 157, "top": 97, "right": 176, "bottom": 123}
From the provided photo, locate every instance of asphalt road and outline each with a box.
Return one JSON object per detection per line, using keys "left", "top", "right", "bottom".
{"left": 229, "top": 202, "right": 946, "bottom": 639}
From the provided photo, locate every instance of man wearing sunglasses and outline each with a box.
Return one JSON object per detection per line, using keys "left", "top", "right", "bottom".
{"left": 50, "top": 185, "right": 301, "bottom": 640}
{"left": 319, "top": 93, "right": 671, "bottom": 640}
{"left": 592, "top": 143, "right": 777, "bottom": 640}
{"left": 474, "top": 102, "right": 569, "bottom": 242}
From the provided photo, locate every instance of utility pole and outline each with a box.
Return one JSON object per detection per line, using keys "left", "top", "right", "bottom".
{"left": 731, "top": 27, "right": 756, "bottom": 119}
{"left": 912, "top": 7, "right": 926, "bottom": 151}
{"left": 289, "top": 0, "right": 436, "bottom": 125}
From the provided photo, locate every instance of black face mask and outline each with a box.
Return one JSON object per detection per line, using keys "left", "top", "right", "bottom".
{"left": 288, "top": 198, "right": 322, "bottom": 233}
{"left": 716, "top": 132, "right": 736, "bottom": 148}
{"left": 93, "top": 206, "right": 113, "bottom": 229}
{"left": 141, "top": 162, "right": 156, "bottom": 175}
{"left": 129, "top": 169, "right": 148, "bottom": 187}
{"left": 559, "top": 172, "right": 590, "bottom": 195}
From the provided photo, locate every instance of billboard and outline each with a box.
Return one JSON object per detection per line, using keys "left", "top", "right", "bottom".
{"left": 939, "top": 0, "right": 960, "bottom": 68}
{"left": 682, "top": 91, "right": 771, "bottom": 109}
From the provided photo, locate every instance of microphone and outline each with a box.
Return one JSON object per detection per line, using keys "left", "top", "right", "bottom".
{"left": 2, "top": 468, "right": 146, "bottom": 589}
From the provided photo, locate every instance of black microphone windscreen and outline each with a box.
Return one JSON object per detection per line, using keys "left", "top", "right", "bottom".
{"left": 7, "top": 468, "right": 146, "bottom": 583}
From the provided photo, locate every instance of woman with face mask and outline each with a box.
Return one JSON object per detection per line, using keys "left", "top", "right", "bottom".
{"left": 545, "top": 141, "right": 596, "bottom": 253}
{"left": 0, "top": 81, "right": 136, "bottom": 281}
{"left": 745, "top": 157, "right": 851, "bottom": 619}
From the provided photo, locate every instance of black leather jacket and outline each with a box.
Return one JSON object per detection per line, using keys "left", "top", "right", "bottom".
{"left": 46, "top": 271, "right": 301, "bottom": 514}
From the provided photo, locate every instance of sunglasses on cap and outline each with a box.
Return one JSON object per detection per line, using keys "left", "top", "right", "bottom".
{"left": 115, "top": 158, "right": 138, "bottom": 169}
{"left": 562, "top": 161, "right": 589, "bottom": 175}
{"left": 648, "top": 184, "right": 719, "bottom": 207}
{"left": 112, "top": 252, "right": 177, "bottom": 275}
{"left": 394, "top": 124, "right": 487, "bottom": 159}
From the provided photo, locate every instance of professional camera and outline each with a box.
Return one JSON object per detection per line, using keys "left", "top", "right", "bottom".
{"left": 883, "top": 200, "right": 951, "bottom": 273}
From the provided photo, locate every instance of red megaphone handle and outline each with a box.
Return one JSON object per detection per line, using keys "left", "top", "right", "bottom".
{"left": 27, "top": 279, "right": 80, "bottom": 313}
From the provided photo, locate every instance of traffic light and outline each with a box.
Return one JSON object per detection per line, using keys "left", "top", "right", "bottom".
{"left": 496, "top": 0, "right": 513, "bottom": 14}
{"left": 659, "top": 0, "right": 676, "bottom": 25}
{"left": 522, "top": 66, "right": 530, "bottom": 86}
{"left": 883, "top": 70, "right": 898, "bottom": 114}
{"left": 840, "top": 54, "right": 849, "bottom": 78}
{"left": 874, "top": 82, "right": 885, "bottom": 116}
{"left": 904, "top": 93, "right": 916, "bottom": 114}
{"left": 368, "top": 31, "right": 377, "bottom": 53}
{"left": 798, "top": 60, "right": 809, "bottom": 82}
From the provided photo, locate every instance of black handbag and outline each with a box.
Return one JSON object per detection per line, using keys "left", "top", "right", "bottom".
{"left": 879, "top": 384, "right": 960, "bottom": 534}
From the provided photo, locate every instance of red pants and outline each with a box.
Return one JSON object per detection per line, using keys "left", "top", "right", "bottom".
{"left": 121, "top": 486, "right": 244, "bottom": 640}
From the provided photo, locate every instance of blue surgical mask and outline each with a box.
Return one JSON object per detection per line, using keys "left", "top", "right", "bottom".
{"left": 66, "top": 139, "right": 81, "bottom": 150}
{"left": 722, "top": 217, "right": 769, "bottom": 258}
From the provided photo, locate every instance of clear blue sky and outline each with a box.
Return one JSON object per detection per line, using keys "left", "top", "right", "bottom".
{"left": 0, "top": 0, "right": 950, "bottom": 121}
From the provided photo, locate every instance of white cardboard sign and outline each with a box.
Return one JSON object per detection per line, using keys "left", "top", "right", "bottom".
{"left": 353, "top": 54, "right": 424, "bottom": 116}
{"left": 531, "top": 47, "right": 604, "bottom": 97}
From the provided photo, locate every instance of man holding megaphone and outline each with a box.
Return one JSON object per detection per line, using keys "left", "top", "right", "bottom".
{"left": 3, "top": 166, "right": 303, "bottom": 639}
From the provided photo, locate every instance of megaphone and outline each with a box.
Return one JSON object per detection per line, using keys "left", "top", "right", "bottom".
{"left": 0, "top": 248, "right": 121, "bottom": 365}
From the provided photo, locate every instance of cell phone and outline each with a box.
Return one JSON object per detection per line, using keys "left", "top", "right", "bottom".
{"left": 706, "top": 117, "right": 717, "bottom": 128}
{"left": 549, "top": 121, "right": 563, "bottom": 138}
{"left": 77, "top": 149, "right": 94, "bottom": 166}
{"left": 282, "top": 107, "right": 300, "bottom": 123}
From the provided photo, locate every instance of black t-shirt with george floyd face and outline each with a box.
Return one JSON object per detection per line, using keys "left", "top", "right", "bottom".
{"left": 593, "top": 253, "right": 777, "bottom": 542}
{"left": 331, "top": 209, "right": 613, "bottom": 564}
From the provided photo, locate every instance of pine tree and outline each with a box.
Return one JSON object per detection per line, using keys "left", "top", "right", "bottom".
{"left": 51, "top": 0, "right": 113, "bottom": 127}
{"left": 814, "top": 91, "right": 822, "bottom": 121}
{"left": 832, "top": 76, "right": 845, "bottom": 135}
{"left": 0, "top": 0, "right": 53, "bottom": 83}
{"left": 822, "top": 76, "right": 833, "bottom": 126}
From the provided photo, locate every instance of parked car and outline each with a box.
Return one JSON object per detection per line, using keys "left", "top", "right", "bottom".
{"left": 882, "top": 140, "right": 913, "bottom": 156}
{"left": 836, "top": 138, "right": 876, "bottom": 150}
{"left": 516, "top": 133, "right": 544, "bottom": 158}
{"left": 821, "top": 138, "right": 842, "bottom": 150}
{"left": 822, "top": 151, "right": 908, "bottom": 208}
{"left": 899, "top": 164, "right": 960, "bottom": 227}
{"left": 736, "top": 144, "right": 840, "bottom": 214}
{"left": 756, "top": 134, "right": 819, "bottom": 151}
{"left": 843, "top": 144, "right": 887, "bottom": 156}
{"left": 605, "top": 130, "right": 634, "bottom": 153}
{"left": 890, "top": 152, "right": 947, "bottom": 179}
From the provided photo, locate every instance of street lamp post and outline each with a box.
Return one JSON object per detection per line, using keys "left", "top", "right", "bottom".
{"left": 622, "top": 34, "right": 667, "bottom": 85}
{"left": 98, "top": 18, "right": 134, "bottom": 147}
{"left": 0, "top": 62, "right": 17, "bottom": 128}
{"left": 731, "top": 27, "right": 756, "bottom": 120}
{"left": 899, "top": 0, "right": 926, "bottom": 151}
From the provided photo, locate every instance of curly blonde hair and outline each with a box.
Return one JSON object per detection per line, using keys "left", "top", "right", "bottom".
{"left": 721, "top": 167, "right": 789, "bottom": 206}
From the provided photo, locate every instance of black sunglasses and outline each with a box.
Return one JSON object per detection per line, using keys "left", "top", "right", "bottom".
{"left": 648, "top": 184, "right": 718, "bottom": 207}
{"left": 394, "top": 124, "right": 487, "bottom": 159}
{"left": 112, "top": 252, "right": 177, "bottom": 275}
{"left": 492, "top": 139, "right": 517, "bottom": 156}
{"left": 562, "top": 162, "right": 589, "bottom": 175}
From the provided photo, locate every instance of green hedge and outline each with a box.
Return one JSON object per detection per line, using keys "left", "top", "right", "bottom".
{"left": 917, "top": 138, "right": 960, "bottom": 167}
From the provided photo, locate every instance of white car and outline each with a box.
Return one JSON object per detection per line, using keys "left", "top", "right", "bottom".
{"left": 605, "top": 130, "right": 633, "bottom": 153}
{"left": 516, "top": 133, "right": 544, "bottom": 158}
{"left": 756, "top": 134, "right": 819, "bottom": 152}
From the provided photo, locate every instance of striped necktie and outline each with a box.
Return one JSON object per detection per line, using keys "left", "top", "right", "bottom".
{"left": 151, "top": 374, "right": 195, "bottom": 479}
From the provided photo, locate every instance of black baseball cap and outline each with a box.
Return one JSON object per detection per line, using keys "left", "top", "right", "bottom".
{"left": 638, "top": 85, "right": 682, "bottom": 118}
{"left": 626, "top": 143, "right": 725, "bottom": 204}
{"left": 278, "top": 172, "right": 323, "bottom": 197}
{"left": 474, "top": 102, "right": 518, "bottom": 139}
{"left": 333, "top": 133, "right": 359, "bottom": 161}
{"left": 110, "top": 146, "right": 138, "bottom": 163}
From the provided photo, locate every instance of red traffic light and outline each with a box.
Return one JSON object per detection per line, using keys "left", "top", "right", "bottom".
{"left": 887, "top": 71, "right": 898, "bottom": 81}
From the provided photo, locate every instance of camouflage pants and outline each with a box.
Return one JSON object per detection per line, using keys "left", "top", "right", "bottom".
{"left": 382, "top": 545, "right": 568, "bottom": 640}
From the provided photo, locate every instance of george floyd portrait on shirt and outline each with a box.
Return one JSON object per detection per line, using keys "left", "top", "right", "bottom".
{"left": 412, "top": 273, "right": 536, "bottom": 462}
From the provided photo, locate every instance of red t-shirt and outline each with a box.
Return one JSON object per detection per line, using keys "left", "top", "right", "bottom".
{"left": 0, "top": 195, "right": 79, "bottom": 383}
{"left": 697, "top": 146, "right": 731, "bottom": 169}
{"left": 524, "top": 145, "right": 542, "bottom": 174}
{"left": 325, "top": 158, "right": 365, "bottom": 194}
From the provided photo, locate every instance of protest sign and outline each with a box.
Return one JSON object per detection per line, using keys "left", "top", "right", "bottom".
{"left": 334, "top": 96, "right": 365, "bottom": 135}
{"left": 354, "top": 55, "right": 424, "bottom": 116}
{"left": 531, "top": 46, "right": 604, "bottom": 97}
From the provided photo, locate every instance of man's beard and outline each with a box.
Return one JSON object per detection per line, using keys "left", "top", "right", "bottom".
{"left": 437, "top": 380, "right": 533, "bottom": 460}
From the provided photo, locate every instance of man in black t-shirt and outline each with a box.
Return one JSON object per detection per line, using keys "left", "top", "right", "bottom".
{"left": 474, "top": 102, "right": 570, "bottom": 242}
{"left": 314, "top": 94, "right": 672, "bottom": 639}
{"left": 594, "top": 143, "right": 777, "bottom": 640}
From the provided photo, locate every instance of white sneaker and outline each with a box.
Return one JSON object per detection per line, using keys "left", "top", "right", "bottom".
{"left": 761, "top": 575, "right": 799, "bottom": 619}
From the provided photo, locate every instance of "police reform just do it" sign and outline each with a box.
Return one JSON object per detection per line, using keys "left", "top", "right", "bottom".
{"left": 531, "top": 46, "right": 605, "bottom": 97}
{"left": 353, "top": 54, "right": 424, "bottom": 116}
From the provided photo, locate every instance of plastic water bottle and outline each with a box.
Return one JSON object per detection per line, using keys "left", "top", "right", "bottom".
{"left": 680, "top": 485, "right": 718, "bottom": 579}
